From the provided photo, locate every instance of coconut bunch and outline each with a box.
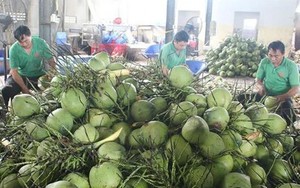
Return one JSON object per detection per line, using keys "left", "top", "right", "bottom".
{"left": 205, "top": 34, "right": 268, "bottom": 77}
{"left": 0, "top": 52, "right": 300, "bottom": 188}
{"left": 289, "top": 49, "right": 300, "bottom": 64}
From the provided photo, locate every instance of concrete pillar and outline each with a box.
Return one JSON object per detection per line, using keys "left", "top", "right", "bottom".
{"left": 165, "top": 0, "right": 176, "bottom": 43}
{"left": 27, "top": 1, "right": 40, "bottom": 36}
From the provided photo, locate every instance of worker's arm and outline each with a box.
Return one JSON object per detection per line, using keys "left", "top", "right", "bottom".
{"left": 255, "top": 79, "right": 266, "bottom": 96}
{"left": 162, "top": 65, "right": 169, "bottom": 76}
{"left": 10, "top": 68, "right": 30, "bottom": 94}
{"left": 276, "top": 86, "right": 300, "bottom": 102}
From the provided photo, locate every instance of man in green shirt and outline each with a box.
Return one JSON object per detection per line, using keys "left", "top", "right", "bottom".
{"left": 239, "top": 40, "right": 300, "bottom": 125}
{"left": 1, "top": 25, "right": 55, "bottom": 108}
{"left": 159, "top": 30, "right": 189, "bottom": 75}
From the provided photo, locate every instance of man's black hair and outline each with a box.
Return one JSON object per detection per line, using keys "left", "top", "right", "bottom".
{"left": 13, "top": 25, "right": 31, "bottom": 41}
{"left": 174, "top": 30, "right": 189, "bottom": 43}
{"left": 268, "top": 40, "right": 285, "bottom": 54}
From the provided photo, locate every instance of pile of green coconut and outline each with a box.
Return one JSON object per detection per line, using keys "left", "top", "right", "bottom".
{"left": 205, "top": 34, "right": 268, "bottom": 77}
{"left": 0, "top": 52, "right": 299, "bottom": 188}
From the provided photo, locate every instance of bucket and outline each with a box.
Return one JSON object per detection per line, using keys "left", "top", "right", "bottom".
{"left": 186, "top": 60, "right": 207, "bottom": 75}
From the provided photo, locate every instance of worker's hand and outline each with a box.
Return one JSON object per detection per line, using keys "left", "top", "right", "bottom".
{"left": 21, "top": 87, "right": 31, "bottom": 95}
{"left": 276, "top": 94, "right": 286, "bottom": 103}
{"left": 162, "top": 67, "right": 170, "bottom": 76}
{"left": 256, "top": 85, "right": 265, "bottom": 96}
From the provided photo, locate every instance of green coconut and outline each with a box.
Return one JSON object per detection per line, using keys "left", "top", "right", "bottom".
{"left": 122, "top": 77, "right": 138, "bottom": 89}
{"left": 89, "top": 162, "right": 122, "bottom": 188}
{"left": 91, "top": 83, "right": 117, "bottom": 109}
{"left": 206, "top": 87, "right": 233, "bottom": 109}
{"left": 17, "top": 164, "right": 33, "bottom": 188}
{"left": 182, "top": 86, "right": 197, "bottom": 96}
{"left": 264, "top": 96, "right": 278, "bottom": 112}
{"left": 227, "top": 100, "right": 245, "bottom": 115}
{"left": 168, "top": 65, "right": 194, "bottom": 88}
{"left": 88, "top": 57, "right": 107, "bottom": 71}
{"left": 245, "top": 162, "right": 266, "bottom": 186}
{"left": 36, "top": 139, "right": 54, "bottom": 157}
{"left": 93, "top": 51, "right": 110, "bottom": 67}
{"left": 278, "top": 134, "right": 295, "bottom": 153}
{"left": 116, "top": 82, "right": 137, "bottom": 106}
{"left": 185, "top": 93, "right": 207, "bottom": 116}
{"left": 31, "top": 165, "right": 55, "bottom": 187}
{"left": 149, "top": 96, "right": 168, "bottom": 114}
{"left": 266, "top": 138, "right": 284, "bottom": 158}
{"left": 230, "top": 113, "right": 255, "bottom": 135}
{"left": 73, "top": 124, "right": 100, "bottom": 144}
{"left": 61, "top": 88, "right": 88, "bottom": 118}
{"left": 203, "top": 106, "right": 230, "bottom": 131}
{"left": 25, "top": 117, "right": 50, "bottom": 141}
{"left": 97, "top": 127, "right": 115, "bottom": 140}
{"left": 0, "top": 160, "right": 16, "bottom": 180}
{"left": 112, "top": 122, "right": 132, "bottom": 145}
{"left": 254, "top": 144, "right": 270, "bottom": 163}
{"left": 245, "top": 102, "right": 269, "bottom": 126}
{"left": 199, "top": 131, "right": 225, "bottom": 158}
{"left": 169, "top": 101, "right": 197, "bottom": 126}
{"left": 12, "top": 94, "right": 40, "bottom": 118}
{"left": 46, "top": 108, "right": 74, "bottom": 136}
{"left": 87, "top": 108, "right": 113, "bottom": 128}
{"left": 263, "top": 113, "right": 287, "bottom": 135}
{"left": 141, "top": 150, "right": 168, "bottom": 171}
{"left": 221, "top": 172, "right": 251, "bottom": 188}
{"left": 48, "top": 75, "right": 65, "bottom": 97}
{"left": 63, "top": 172, "right": 90, "bottom": 188}
{"left": 98, "top": 141, "right": 126, "bottom": 160}
{"left": 165, "top": 135, "right": 193, "bottom": 166}
{"left": 130, "top": 100, "right": 156, "bottom": 122}
{"left": 140, "top": 121, "right": 169, "bottom": 147}
{"left": 238, "top": 140, "right": 257, "bottom": 158}
{"left": 208, "top": 154, "right": 234, "bottom": 187}
{"left": 45, "top": 180, "right": 77, "bottom": 188}
{"left": 232, "top": 155, "right": 248, "bottom": 172}
{"left": 184, "top": 165, "right": 214, "bottom": 188}
{"left": 181, "top": 116, "right": 209, "bottom": 144}
{"left": 0, "top": 173, "right": 21, "bottom": 188}
{"left": 221, "top": 129, "right": 243, "bottom": 150}
{"left": 128, "top": 128, "right": 143, "bottom": 148}
{"left": 107, "top": 62, "right": 125, "bottom": 70}
{"left": 269, "top": 159, "right": 294, "bottom": 184}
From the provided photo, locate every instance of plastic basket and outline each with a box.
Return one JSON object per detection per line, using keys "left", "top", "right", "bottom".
{"left": 91, "top": 44, "right": 127, "bottom": 56}
{"left": 144, "top": 44, "right": 161, "bottom": 58}
{"left": 186, "top": 60, "right": 207, "bottom": 75}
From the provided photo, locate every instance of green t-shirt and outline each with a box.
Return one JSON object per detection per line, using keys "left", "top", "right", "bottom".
{"left": 9, "top": 36, "right": 53, "bottom": 77}
{"left": 256, "top": 57, "right": 300, "bottom": 96}
{"left": 159, "top": 41, "right": 186, "bottom": 69}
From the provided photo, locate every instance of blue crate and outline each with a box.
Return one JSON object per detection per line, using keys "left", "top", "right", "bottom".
{"left": 186, "top": 60, "right": 207, "bottom": 75}
{"left": 143, "top": 44, "right": 161, "bottom": 59}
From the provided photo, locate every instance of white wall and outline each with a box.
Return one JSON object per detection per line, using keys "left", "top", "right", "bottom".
{"left": 87, "top": 0, "right": 168, "bottom": 26}
{"left": 209, "top": 0, "right": 298, "bottom": 49}
{"left": 212, "top": 0, "right": 297, "bottom": 27}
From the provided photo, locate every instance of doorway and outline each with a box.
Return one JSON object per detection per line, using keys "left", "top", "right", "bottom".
{"left": 233, "top": 12, "right": 260, "bottom": 40}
